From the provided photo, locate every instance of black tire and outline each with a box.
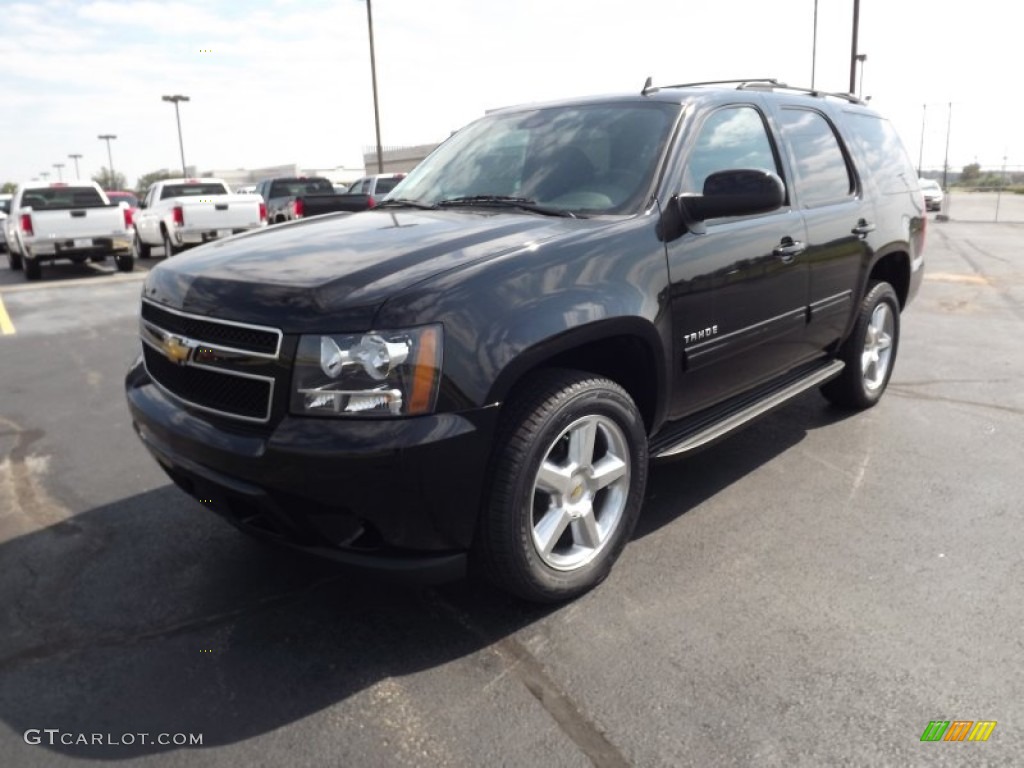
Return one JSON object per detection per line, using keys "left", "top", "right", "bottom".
{"left": 162, "top": 228, "right": 179, "bottom": 257}
{"left": 820, "top": 280, "right": 901, "bottom": 409}
{"left": 114, "top": 250, "right": 134, "bottom": 272}
{"left": 134, "top": 231, "right": 152, "bottom": 260}
{"left": 22, "top": 255, "right": 41, "bottom": 280}
{"left": 7, "top": 247, "right": 21, "bottom": 271}
{"left": 474, "top": 369, "right": 648, "bottom": 602}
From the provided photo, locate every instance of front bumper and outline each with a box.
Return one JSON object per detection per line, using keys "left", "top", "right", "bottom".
{"left": 125, "top": 360, "right": 498, "bottom": 582}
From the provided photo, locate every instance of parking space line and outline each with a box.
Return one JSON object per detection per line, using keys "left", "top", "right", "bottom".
{"left": 0, "top": 294, "right": 15, "bottom": 335}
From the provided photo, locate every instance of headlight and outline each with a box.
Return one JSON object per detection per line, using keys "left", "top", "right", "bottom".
{"left": 291, "top": 325, "right": 442, "bottom": 417}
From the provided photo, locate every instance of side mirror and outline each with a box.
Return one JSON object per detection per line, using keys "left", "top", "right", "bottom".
{"left": 679, "top": 169, "right": 785, "bottom": 222}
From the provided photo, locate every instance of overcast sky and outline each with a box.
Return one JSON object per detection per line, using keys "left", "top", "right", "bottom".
{"left": 1, "top": 0, "right": 1019, "bottom": 187}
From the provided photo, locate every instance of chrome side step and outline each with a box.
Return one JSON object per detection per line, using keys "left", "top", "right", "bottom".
{"left": 653, "top": 359, "right": 845, "bottom": 459}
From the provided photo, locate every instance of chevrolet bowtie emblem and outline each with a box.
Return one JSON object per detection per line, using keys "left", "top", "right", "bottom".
{"left": 160, "top": 334, "right": 193, "bottom": 365}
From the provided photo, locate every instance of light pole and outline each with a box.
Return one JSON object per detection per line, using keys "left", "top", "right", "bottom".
{"left": 854, "top": 54, "right": 867, "bottom": 98}
{"left": 40, "top": 171, "right": 50, "bottom": 181}
{"left": 941, "top": 102, "right": 953, "bottom": 192}
{"left": 98, "top": 134, "right": 117, "bottom": 189}
{"left": 162, "top": 95, "right": 190, "bottom": 177}
{"left": 917, "top": 105, "right": 926, "bottom": 177}
{"left": 811, "top": 0, "right": 819, "bottom": 89}
{"left": 68, "top": 153, "right": 82, "bottom": 179}
{"left": 849, "top": 0, "right": 861, "bottom": 94}
{"left": 365, "top": 0, "right": 384, "bottom": 174}
{"left": 53, "top": 163, "right": 65, "bottom": 181}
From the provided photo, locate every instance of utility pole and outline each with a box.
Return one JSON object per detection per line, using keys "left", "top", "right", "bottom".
{"left": 68, "top": 153, "right": 82, "bottom": 179}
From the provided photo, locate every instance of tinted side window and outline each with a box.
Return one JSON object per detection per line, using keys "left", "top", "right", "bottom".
{"left": 778, "top": 109, "right": 853, "bottom": 207}
{"left": 843, "top": 112, "right": 917, "bottom": 195}
{"left": 683, "top": 106, "right": 779, "bottom": 194}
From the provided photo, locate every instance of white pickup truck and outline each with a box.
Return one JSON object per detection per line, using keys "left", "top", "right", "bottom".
{"left": 5, "top": 181, "right": 135, "bottom": 280}
{"left": 133, "top": 178, "right": 266, "bottom": 258}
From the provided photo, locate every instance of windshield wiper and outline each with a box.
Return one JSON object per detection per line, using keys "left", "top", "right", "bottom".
{"left": 436, "top": 195, "right": 578, "bottom": 218}
{"left": 374, "top": 198, "right": 438, "bottom": 210}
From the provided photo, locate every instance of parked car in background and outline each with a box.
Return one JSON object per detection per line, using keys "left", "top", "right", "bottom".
{"left": 105, "top": 190, "right": 140, "bottom": 222}
{"left": 254, "top": 176, "right": 372, "bottom": 224}
{"left": 133, "top": 178, "right": 266, "bottom": 258}
{"left": 919, "top": 178, "right": 944, "bottom": 211}
{"left": 0, "top": 193, "right": 11, "bottom": 254}
{"left": 6, "top": 181, "right": 134, "bottom": 279}
{"left": 235, "top": 184, "right": 258, "bottom": 195}
{"left": 344, "top": 173, "right": 406, "bottom": 206}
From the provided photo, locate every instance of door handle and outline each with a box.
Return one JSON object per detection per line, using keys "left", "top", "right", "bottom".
{"left": 773, "top": 239, "right": 806, "bottom": 263}
{"left": 852, "top": 220, "right": 875, "bottom": 237}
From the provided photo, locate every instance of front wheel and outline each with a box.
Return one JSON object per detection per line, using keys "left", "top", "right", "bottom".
{"left": 474, "top": 369, "right": 648, "bottom": 602}
{"left": 820, "top": 280, "right": 901, "bottom": 409}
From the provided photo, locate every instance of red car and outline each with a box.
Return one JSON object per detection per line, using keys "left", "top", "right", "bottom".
{"left": 105, "top": 190, "right": 140, "bottom": 223}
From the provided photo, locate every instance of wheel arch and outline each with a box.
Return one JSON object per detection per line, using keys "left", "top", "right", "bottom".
{"left": 866, "top": 247, "right": 910, "bottom": 308}
{"left": 486, "top": 317, "right": 668, "bottom": 434}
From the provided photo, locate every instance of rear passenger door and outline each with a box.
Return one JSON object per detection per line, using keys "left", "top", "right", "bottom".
{"left": 771, "top": 105, "right": 872, "bottom": 351}
{"left": 665, "top": 102, "right": 811, "bottom": 420}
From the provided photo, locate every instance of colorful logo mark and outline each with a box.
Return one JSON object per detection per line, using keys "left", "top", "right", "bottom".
{"left": 920, "top": 720, "right": 997, "bottom": 742}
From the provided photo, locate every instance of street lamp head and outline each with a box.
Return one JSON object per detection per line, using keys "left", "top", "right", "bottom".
{"left": 98, "top": 134, "right": 117, "bottom": 140}
{"left": 162, "top": 94, "right": 190, "bottom": 103}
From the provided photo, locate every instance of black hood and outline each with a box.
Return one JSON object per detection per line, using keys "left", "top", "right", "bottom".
{"left": 143, "top": 209, "right": 602, "bottom": 331}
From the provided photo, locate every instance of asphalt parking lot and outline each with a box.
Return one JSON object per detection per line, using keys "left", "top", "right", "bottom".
{"left": 1, "top": 221, "right": 1021, "bottom": 766}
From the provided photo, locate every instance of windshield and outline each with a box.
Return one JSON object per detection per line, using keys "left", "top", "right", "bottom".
{"left": 391, "top": 102, "right": 679, "bottom": 215}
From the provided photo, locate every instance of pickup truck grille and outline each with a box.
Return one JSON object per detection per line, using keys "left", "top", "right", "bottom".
{"left": 141, "top": 301, "right": 280, "bottom": 356}
{"left": 140, "top": 300, "right": 282, "bottom": 423}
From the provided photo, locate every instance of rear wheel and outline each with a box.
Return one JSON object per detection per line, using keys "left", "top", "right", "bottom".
{"left": 22, "top": 255, "right": 41, "bottom": 280}
{"left": 821, "top": 280, "right": 900, "bottom": 409}
{"left": 134, "top": 231, "right": 151, "bottom": 259}
{"left": 114, "top": 250, "right": 134, "bottom": 272}
{"left": 474, "top": 369, "right": 648, "bottom": 602}
{"left": 7, "top": 247, "right": 21, "bottom": 271}
{"left": 162, "top": 229, "right": 179, "bottom": 257}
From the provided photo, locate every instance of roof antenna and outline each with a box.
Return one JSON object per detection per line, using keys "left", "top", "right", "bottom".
{"left": 642, "top": 76, "right": 653, "bottom": 95}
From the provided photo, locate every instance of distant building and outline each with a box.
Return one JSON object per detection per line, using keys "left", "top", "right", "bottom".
{"left": 362, "top": 143, "right": 440, "bottom": 175}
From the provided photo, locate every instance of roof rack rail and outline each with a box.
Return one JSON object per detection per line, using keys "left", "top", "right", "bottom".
{"left": 641, "top": 77, "right": 865, "bottom": 105}
{"left": 642, "top": 78, "right": 781, "bottom": 95}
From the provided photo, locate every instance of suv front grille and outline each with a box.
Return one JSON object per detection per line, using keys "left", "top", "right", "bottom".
{"left": 142, "top": 346, "right": 272, "bottom": 421}
{"left": 140, "top": 300, "right": 282, "bottom": 423}
{"left": 141, "top": 301, "right": 281, "bottom": 356}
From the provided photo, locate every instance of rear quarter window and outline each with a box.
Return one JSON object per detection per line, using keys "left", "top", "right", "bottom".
{"left": 843, "top": 112, "right": 917, "bottom": 195}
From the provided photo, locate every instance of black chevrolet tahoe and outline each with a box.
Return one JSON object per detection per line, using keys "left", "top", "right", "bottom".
{"left": 126, "top": 79, "right": 925, "bottom": 602}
